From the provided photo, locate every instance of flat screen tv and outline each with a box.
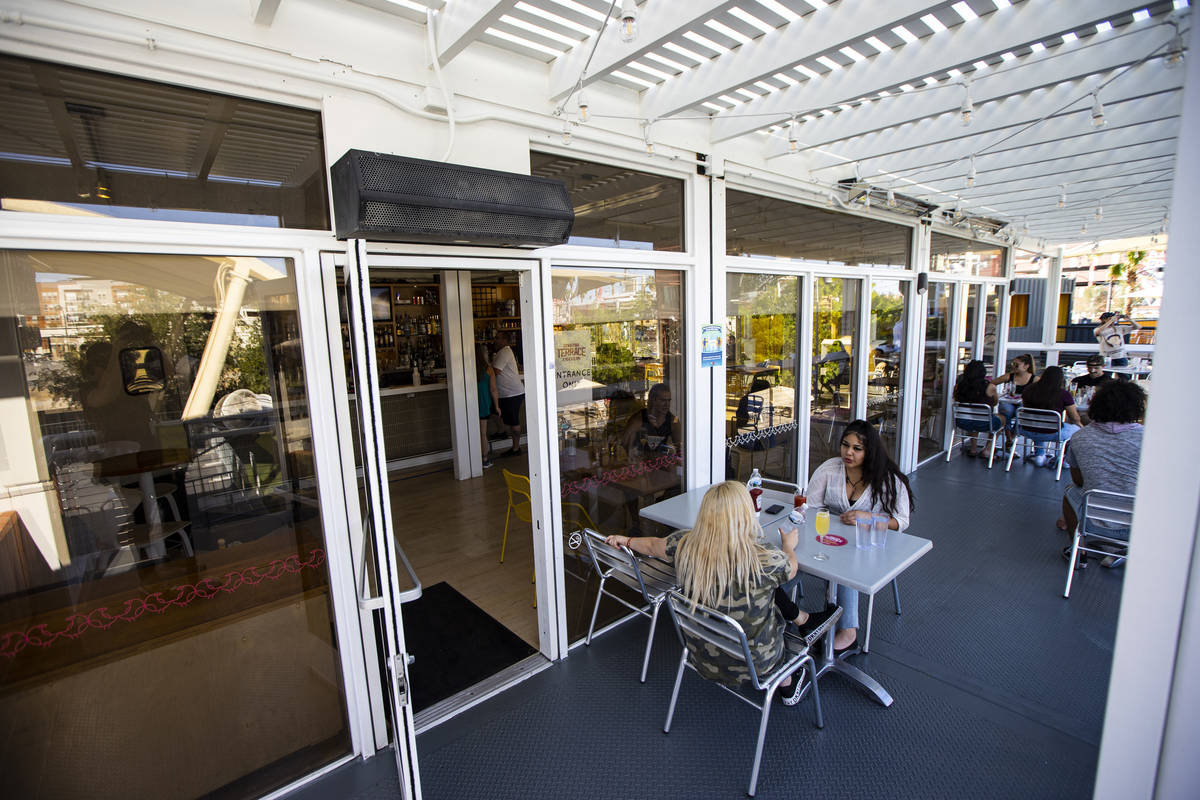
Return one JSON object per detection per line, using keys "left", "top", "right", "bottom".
{"left": 371, "top": 287, "right": 392, "bottom": 322}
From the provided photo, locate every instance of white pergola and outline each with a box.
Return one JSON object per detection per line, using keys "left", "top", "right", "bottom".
{"left": 343, "top": 0, "right": 1189, "bottom": 246}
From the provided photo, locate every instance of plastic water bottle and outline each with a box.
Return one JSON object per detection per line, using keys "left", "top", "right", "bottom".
{"left": 747, "top": 468, "right": 764, "bottom": 512}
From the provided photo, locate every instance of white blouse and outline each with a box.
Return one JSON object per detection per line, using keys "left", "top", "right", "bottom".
{"left": 806, "top": 457, "right": 911, "bottom": 532}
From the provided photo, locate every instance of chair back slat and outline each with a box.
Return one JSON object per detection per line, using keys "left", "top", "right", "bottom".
{"left": 1082, "top": 490, "right": 1135, "bottom": 533}
{"left": 666, "top": 591, "right": 757, "bottom": 679}
{"left": 1015, "top": 407, "right": 1063, "bottom": 435}
{"left": 582, "top": 529, "right": 652, "bottom": 599}
{"left": 952, "top": 402, "right": 999, "bottom": 429}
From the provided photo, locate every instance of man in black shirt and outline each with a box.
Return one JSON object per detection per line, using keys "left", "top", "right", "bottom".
{"left": 1072, "top": 355, "right": 1109, "bottom": 391}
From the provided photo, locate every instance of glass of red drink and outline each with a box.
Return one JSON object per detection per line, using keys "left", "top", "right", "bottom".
{"left": 793, "top": 489, "right": 806, "bottom": 509}
{"left": 749, "top": 487, "right": 764, "bottom": 511}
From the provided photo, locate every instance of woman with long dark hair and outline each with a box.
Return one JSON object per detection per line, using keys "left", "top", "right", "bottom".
{"left": 1018, "top": 365, "right": 1082, "bottom": 466}
{"left": 952, "top": 359, "right": 1006, "bottom": 457}
{"left": 991, "top": 353, "right": 1037, "bottom": 427}
{"left": 807, "top": 420, "right": 914, "bottom": 652}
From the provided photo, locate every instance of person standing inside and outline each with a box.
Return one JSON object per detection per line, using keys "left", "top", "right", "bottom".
{"left": 491, "top": 331, "right": 525, "bottom": 457}
{"left": 476, "top": 343, "right": 499, "bottom": 468}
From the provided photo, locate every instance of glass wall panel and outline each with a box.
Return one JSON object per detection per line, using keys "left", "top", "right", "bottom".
{"left": 0, "top": 251, "right": 350, "bottom": 798}
{"left": 809, "top": 277, "right": 861, "bottom": 476}
{"left": 0, "top": 55, "right": 329, "bottom": 229}
{"left": 982, "top": 285, "right": 1002, "bottom": 376}
{"left": 869, "top": 279, "right": 908, "bottom": 457}
{"left": 918, "top": 281, "right": 954, "bottom": 462}
{"left": 930, "top": 233, "right": 1004, "bottom": 277}
{"left": 551, "top": 268, "right": 684, "bottom": 640}
{"left": 725, "top": 273, "right": 800, "bottom": 484}
{"left": 727, "top": 190, "right": 912, "bottom": 267}
{"left": 531, "top": 153, "right": 684, "bottom": 251}
{"left": 957, "top": 284, "right": 980, "bottom": 374}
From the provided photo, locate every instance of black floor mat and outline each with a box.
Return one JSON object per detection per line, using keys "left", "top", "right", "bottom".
{"left": 402, "top": 582, "right": 537, "bottom": 713}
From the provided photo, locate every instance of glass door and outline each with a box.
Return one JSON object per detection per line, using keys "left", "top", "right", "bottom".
{"left": 868, "top": 278, "right": 909, "bottom": 458}
{"left": 917, "top": 281, "right": 955, "bottom": 462}
{"left": 341, "top": 242, "right": 422, "bottom": 798}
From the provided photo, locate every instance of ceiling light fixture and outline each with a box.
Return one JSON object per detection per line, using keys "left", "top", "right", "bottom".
{"left": 561, "top": 119, "right": 572, "bottom": 145}
{"left": 1165, "top": 28, "right": 1185, "bottom": 68}
{"left": 1058, "top": 184, "right": 1067, "bottom": 208}
{"left": 967, "top": 154, "right": 977, "bottom": 187}
{"left": 886, "top": 188, "right": 896, "bottom": 207}
{"left": 1090, "top": 91, "right": 1106, "bottom": 127}
{"left": 642, "top": 119, "right": 654, "bottom": 154}
{"left": 960, "top": 80, "right": 974, "bottom": 126}
{"left": 788, "top": 116, "right": 799, "bottom": 152}
{"left": 1095, "top": 205, "right": 1103, "bottom": 221}
{"left": 1080, "top": 221, "right": 1088, "bottom": 234}
{"left": 577, "top": 93, "right": 589, "bottom": 123}
{"left": 619, "top": 0, "right": 638, "bottom": 44}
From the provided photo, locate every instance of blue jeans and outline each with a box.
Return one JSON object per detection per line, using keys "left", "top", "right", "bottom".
{"left": 1027, "top": 423, "right": 1080, "bottom": 456}
{"left": 837, "top": 584, "right": 858, "bottom": 630}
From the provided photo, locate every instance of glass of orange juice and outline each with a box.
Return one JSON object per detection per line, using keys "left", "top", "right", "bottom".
{"left": 815, "top": 509, "right": 830, "bottom": 542}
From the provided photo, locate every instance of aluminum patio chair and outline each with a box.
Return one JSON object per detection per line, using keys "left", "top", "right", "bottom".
{"left": 947, "top": 402, "right": 1004, "bottom": 468}
{"left": 663, "top": 590, "right": 831, "bottom": 797}
{"left": 1005, "top": 407, "right": 1070, "bottom": 480}
{"left": 581, "top": 528, "right": 678, "bottom": 682}
{"left": 1064, "top": 490, "right": 1134, "bottom": 598}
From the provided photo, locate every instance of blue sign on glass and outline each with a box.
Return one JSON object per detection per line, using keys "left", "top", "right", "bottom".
{"left": 700, "top": 324, "right": 723, "bottom": 368}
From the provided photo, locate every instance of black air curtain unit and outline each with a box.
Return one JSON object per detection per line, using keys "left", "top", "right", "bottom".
{"left": 331, "top": 150, "right": 574, "bottom": 247}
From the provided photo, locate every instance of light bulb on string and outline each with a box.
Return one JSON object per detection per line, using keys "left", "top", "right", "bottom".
{"left": 1058, "top": 184, "right": 1067, "bottom": 208}
{"left": 1166, "top": 30, "right": 1184, "bottom": 69}
{"left": 642, "top": 120, "right": 654, "bottom": 155}
{"left": 1080, "top": 220, "right": 1088, "bottom": 235}
{"left": 886, "top": 188, "right": 896, "bottom": 207}
{"left": 862, "top": 190, "right": 871, "bottom": 210}
{"left": 1095, "top": 206, "right": 1103, "bottom": 221}
{"left": 619, "top": 0, "right": 638, "bottom": 44}
{"left": 966, "top": 154, "right": 976, "bottom": 187}
{"left": 788, "top": 116, "right": 798, "bottom": 152}
{"left": 561, "top": 119, "right": 572, "bottom": 145}
{"left": 577, "top": 93, "right": 589, "bottom": 123}
{"left": 960, "top": 81, "right": 974, "bottom": 126}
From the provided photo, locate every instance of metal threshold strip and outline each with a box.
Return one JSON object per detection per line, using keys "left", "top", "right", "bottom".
{"left": 413, "top": 652, "right": 552, "bottom": 733}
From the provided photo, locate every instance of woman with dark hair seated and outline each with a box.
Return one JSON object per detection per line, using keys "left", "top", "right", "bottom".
{"left": 806, "top": 420, "right": 914, "bottom": 652}
{"left": 1018, "top": 365, "right": 1083, "bottom": 466}
{"left": 1056, "top": 381, "right": 1147, "bottom": 567}
{"left": 952, "top": 359, "right": 1007, "bottom": 457}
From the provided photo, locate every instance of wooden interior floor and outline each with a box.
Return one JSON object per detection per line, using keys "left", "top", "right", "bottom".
{"left": 387, "top": 451, "right": 540, "bottom": 648}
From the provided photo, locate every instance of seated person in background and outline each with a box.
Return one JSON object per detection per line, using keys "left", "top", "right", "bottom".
{"left": 952, "top": 359, "right": 1007, "bottom": 457}
{"left": 1017, "top": 366, "right": 1083, "bottom": 467}
{"left": 1056, "top": 381, "right": 1147, "bottom": 568}
{"left": 621, "top": 382, "right": 680, "bottom": 457}
{"left": 990, "top": 353, "right": 1037, "bottom": 427}
{"left": 1094, "top": 312, "right": 1140, "bottom": 370}
{"left": 807, "top": 420, "right": 914, "bottom": 653}
{"left": 735, "top": 377, "right": 772, "bottom": 430}
{"left": 608, "top": 481, "right": 836, "bottom": 705}
{"left": 1071, "top": 354, "right": 1109, "bottom": 392}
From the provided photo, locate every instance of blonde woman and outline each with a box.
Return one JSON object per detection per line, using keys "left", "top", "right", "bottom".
{"left": 607, "top": 481, "right": 834, "bottom": 704}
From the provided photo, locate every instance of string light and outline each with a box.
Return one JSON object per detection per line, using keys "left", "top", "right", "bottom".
{"left": 886, "top": 188, "right": 896, "bottom": 207}
{"left": 1090, "top": 91, "right": 1106, "bottom": 127}
{"left": 1080, "top": 220, "right": 1088, "bottom": 234}
{"left": 862, "top": 189, "right": 871, "bottom": 209}
{"left": 960, "top": 80, "right": 974, "bottom": 126}
{"left": 1165, "top": 28, "right": 1184, "bottom": 69}
{"left": 577, "top": 93, "right": 589, "bottom": 123}
{"left": 619, "top": 0, "right": 638, "bottom": 44}
{"left": 643, "top": 119, "right": 654, "bottom": 154}
{"left": 1095, "top": 205, "right": 1103, "bottom": 221}
{"left": 561, "top": 119, "right": 572, "bottom": 145}
{"left": 966, "top": 154, "right": 976, "bottom": 187}
{"left": 788, "top": 116, "right": 798, "bottom": 152}
{"left": 1058, "top": 184, "right": 1067, "bottom": 208}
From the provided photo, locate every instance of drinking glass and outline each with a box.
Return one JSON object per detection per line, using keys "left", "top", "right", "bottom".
{"left": 855, "top": 514, "right": 872, "bottom": 549}
{"left": 815, "top": 509, "right": 830, "bottom": 542}
{"left": 871, "top": 513, "right": 890, "bottom": 548}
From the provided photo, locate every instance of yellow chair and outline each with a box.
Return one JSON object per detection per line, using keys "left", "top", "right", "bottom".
{"left": 501, "top": 469, "right": 599, "bottom": 563}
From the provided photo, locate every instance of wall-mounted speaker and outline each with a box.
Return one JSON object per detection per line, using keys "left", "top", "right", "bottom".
{"left": 331, "top": 150, "right": 574, "bottom": 247}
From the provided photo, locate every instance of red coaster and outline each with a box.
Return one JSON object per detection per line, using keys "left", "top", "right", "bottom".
{"left": 815, "top": 534, "right": 847, "bottom": 547}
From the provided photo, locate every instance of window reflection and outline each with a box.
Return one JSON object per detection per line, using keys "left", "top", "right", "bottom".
{"left": 958, "top": 284, "right": 980, "bottom": 375}
{"left": 552, "top": 268, "right": 684, "bottom": 641}
{"left": 725, "top": 273, "right": 800, "bottom": 484}
{"left": 869, "top": 279, "right": 908, "bottom": 457}
{"left": 809, "top": 277, "right": 861, "bottom": 475}
{"left": 918, "top": 282, "right": 954, "bottom": 461}
{"left": 0, "top": 251, "right": 349, "bottom": 798}
{"left": 930, "top": 233, "right": 1004, "bottom": 277}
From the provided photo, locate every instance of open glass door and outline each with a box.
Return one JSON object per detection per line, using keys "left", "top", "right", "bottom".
{"left": 341, "top": 240, "right": 423, "bottom": 798}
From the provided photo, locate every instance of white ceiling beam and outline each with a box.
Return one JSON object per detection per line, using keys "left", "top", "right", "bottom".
{"left": 806, "top": 91, "right": 1182, "bottom": 174}
{"left": 436, "top": 0, "right": 518, "bottom": 66}
{"left": 548, "top": 0, "right": 739, "bottom": 101}
{"left": 642, "top": 0, "right": 933, "bottom": 120}
{"left": 782, "top": 27, "right": 1180, "bottom": 155}
{"left": 711, "top": 0, "right": 1151, "bottom": 142}
{"left": 897, "top": 139, "right": 1178, "bottom": 187}
{"left": 253, "top": 0, "right": 281, "bottom": 27}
